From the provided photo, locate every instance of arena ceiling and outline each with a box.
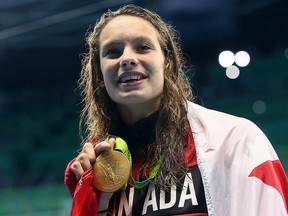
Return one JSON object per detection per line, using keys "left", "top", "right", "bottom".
{"left": 0, "top": 0, "right": 287, "bottom": 90}
{"left": 0, "top": 0, "right": 287, "bottom": 49}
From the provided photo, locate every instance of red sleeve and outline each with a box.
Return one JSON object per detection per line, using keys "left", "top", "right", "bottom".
{"left": 64, "top": 158, "right": 102, "bottom": 215}
{"left": 64, "top": 158, "right": 78, "bottom": 197}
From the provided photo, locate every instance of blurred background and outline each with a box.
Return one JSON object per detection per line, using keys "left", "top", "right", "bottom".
{"left": 0, "top": 0, "right": 287, "bottom": 215}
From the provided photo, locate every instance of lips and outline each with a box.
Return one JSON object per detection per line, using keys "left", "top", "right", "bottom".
{"left": 117, "top": 72, "right": 147, "bottom": 83}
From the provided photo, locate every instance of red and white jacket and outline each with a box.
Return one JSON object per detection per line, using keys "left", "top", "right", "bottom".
{"left": 64, "top": 101, "right": 288, "bottom": 215}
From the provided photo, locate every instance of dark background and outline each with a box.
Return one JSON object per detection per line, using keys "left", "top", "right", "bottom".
{"left": 0, "top": 0, "right": 287, "bottom": 214}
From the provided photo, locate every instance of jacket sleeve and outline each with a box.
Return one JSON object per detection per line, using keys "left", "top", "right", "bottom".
{"left": 64, "top": 158, "right": 78, "bottom": 197}
{"left": 64, "top": 158, "right": 102, "bottom": 216}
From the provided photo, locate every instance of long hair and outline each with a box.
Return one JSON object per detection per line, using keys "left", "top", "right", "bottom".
{"left": 79, "top": 4, "right": 194, "bottom": 189}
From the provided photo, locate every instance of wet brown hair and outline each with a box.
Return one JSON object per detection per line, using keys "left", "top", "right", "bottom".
{"left": 79, "top": 4, "right": 194, "bottom": 189}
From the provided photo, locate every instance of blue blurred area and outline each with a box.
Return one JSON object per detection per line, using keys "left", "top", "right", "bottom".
{"left": 0, "top": 0, "right": 287, "bottom": 214}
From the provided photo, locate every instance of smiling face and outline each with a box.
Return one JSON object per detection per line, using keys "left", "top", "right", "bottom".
{"left": 99, "top": 15, "right": 165, "bottom": 121}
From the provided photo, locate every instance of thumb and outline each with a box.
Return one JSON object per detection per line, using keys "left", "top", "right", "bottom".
{"left": 108, "top": 137, "right": 116, "bottom": 149}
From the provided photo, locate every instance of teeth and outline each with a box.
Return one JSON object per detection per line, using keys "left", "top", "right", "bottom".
{"left": 120, "top": 75, "right": 142, "bottom": 83}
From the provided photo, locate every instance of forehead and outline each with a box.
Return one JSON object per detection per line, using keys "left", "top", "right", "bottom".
{"left": 99, "top": 15, "right": 159, "bottom": 46}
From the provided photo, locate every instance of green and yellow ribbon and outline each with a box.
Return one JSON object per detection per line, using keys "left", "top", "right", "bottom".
{"left": 106, "top": 136, "right": 160, "bottom": 189}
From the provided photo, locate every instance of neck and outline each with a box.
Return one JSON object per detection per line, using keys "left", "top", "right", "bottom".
{"left": 117, "top": 100, "right": 161, "bottom": 125}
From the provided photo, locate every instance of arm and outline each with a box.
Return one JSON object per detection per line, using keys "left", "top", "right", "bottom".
{"left": 64, "top": 158, "right": 78, "bottom": 197}
{"left": 64, "top": 139, "right": 115, "bottom": 215}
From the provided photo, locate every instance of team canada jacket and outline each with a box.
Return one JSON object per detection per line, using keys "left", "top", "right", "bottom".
{"left": 64, "top": 101, "right": 288, "bottom": 215}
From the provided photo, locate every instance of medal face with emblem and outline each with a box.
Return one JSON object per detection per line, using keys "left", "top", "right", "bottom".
{"left": 93, "top": 150, "right": 131, "bottom": 192}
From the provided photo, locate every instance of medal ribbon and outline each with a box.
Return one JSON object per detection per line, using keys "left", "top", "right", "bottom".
{"left": 109, "top": 136, "right": 160, "bottom": 189}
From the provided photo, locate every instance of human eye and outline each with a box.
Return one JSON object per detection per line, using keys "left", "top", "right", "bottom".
{"left": 136, "top": 44, "right": 152, "bottom": 53}
{"left": 103, "top": 48, "right": 121, "bottom": 58}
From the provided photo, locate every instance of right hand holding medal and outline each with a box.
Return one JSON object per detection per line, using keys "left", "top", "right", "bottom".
{"left": 70, "top": 138, "right": 115, "bottom": 181}
{"left": 92, "top": 137, "right": 131, "bottom": 193}
{"left": 71, "top": 137, "right": 131, "bottom": 193}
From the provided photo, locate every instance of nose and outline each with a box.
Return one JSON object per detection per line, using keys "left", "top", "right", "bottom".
{"left": 120, "top": 59, "right": 137, "bottom": 68}
{"left": 119, "top": 48, "right": 138, "bottom": 69}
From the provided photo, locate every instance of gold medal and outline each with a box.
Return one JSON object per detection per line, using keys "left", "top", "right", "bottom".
{"left": 92, "top": 150, "right": 131, "bottom": 192}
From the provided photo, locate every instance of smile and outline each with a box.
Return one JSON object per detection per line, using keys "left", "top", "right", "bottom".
{"left": 117, "top": 73, "right": 147, "bottom": 83}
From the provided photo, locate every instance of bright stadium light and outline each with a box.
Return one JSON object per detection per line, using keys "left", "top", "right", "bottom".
{"left": 235, "top": 51, "right": 250, "bottom": 67}
{"left": 218, "top": 50, "right": 235, "bottom": 68}
{"left": 226, "top": 65, "right": 240, "bottom": 79}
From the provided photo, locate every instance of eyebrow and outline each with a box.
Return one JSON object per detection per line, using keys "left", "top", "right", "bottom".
{"left": 101, "top": 40, "right": 122, "bottom": 51}
{"left": 101, "top": 36, "right": 155, "bottom": 50}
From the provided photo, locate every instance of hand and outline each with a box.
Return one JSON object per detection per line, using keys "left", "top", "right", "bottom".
{"left": 70, "top": 138, "right": 116, "bottom": 180}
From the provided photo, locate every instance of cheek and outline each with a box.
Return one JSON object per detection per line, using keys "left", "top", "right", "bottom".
{"left": 99, "top": 59, "right": 106, "bottom": 77}
{"left": 100, "top": 58, "right": 118, "bottom": 74}
{"left": 99, "top": 70, "right": 111, "bottom": 91}
{"left": 100, "top": 61, "right": 112, "bottom": 82}
{"left": 158, "top": 60, "right": 166, "bottom": 80}
{"left": 102, "top": 74, "right": 113, "bottom": 92}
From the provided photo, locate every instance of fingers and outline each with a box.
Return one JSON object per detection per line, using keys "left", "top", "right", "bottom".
{"left": 70, "top": 161, "right": 84, "bottom": 181}
{"left": 70, "top": 138, "right": 116, "bottom": 180}
{"left": 82, "top": 142, "right": 96, "bottom": 164}
{"left": 71, "top": 152, "right": 92, "bottom": 179}
{"left": 95, "top": 137, "right": 116, "bottom": 156}
{"left": 70, "top": 142, "right": 95, "bottom": 180}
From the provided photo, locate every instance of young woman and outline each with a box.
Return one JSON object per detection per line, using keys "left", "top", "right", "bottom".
{"left": 64, "top": 4, "right": 287, "bottom": 216}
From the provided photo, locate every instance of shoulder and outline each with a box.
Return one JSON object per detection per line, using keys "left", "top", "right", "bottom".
{"left": 186, "top": 101, "right": 259, "bottom": 134}
{"left": 186, "top": 101, "right": 278, "bottom": 161}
